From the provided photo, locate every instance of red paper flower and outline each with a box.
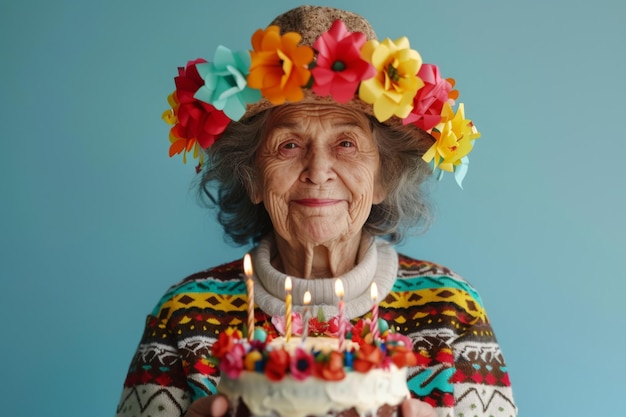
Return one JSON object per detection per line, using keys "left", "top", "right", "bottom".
{"left": 265, "top": 348, "right": 290, "bottom": 381}
{"left": 163, "top": 59, "right": 231, "bottom": 168}
{"left": 290, "top": 347, "right": 315, "bottom": 381}
{"left": 314, "top": 351, "right": 346, "bottom": 381}
{"left": 311, "top": 19, "right": 376, "bottom": 103}
{"left": 353, "top": 343, "right": 384, "bottom": 373}
{"left": 404, "top": 64, "right": 458, "bottom": 132}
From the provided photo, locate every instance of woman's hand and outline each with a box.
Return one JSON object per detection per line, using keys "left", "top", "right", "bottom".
{"left": 184, "top": 395, "right": 230, "bottom": 417}
{"left": 401, "top": 398, "right": 437, "bottom": 417}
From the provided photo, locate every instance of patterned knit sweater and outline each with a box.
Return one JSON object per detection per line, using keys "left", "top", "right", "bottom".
{"left": 116, "top": 240, "right": 517, "bottom": 417}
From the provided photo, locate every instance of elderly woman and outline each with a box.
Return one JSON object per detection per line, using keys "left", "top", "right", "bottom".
{"left": 117, "top": 6, "right": 516, "bottom": 417}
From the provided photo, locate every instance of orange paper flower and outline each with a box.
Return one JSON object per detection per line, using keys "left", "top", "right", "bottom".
{"left": 248, "top": 25, "right": 314, "bottom": 104}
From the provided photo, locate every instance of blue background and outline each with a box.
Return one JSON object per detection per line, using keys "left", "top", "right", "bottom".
{"left": 1, "top": 1, "right": 624, "bottom": 416}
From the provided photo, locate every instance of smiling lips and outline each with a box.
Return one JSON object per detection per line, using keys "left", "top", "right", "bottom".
{"left": 293, "top": 198, "right": 342, "bottom": 207}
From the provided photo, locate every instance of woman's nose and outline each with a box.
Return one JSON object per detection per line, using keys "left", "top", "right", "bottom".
{"left": 300, "top": 147, "right": 337, "bottom": 184}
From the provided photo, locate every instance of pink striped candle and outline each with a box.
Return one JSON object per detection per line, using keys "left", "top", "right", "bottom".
{"left": 335, "top": 278, "right": 345, "bottom": 350}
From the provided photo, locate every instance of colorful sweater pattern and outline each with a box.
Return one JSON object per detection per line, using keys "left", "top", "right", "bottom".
{"left": 116, "top": 255, "right": 517, "bottom": 417}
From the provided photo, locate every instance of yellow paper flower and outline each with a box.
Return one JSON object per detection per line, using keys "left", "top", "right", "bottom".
{"left": 247, "top": 25, "right": 314, "bottom": 104}
{"left": 422, "top": 103, "right": 480, "bottom": 172}
{"left": 358, "top": 37, "right": 423, "bottom": 122}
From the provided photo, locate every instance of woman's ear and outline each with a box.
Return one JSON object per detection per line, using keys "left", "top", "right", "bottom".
{"left": 248, "top": 179, "right": 263, "bottom": 204}
{"left": 373, "top": 178, "right": 387, "bottom": 204}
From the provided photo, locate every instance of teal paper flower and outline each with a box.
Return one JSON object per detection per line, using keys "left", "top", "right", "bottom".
{"left": 194, "top": 45, "right": 261, "bottom": 121}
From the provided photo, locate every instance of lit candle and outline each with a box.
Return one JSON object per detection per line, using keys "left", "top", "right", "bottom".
{"left": 243, "top": 253, "right": 255, "bottom": 341}
{"left": 335, "top": 278, "right": 345, "bottom": 350}
{"left": 370, "top": 282, "right": 380, "bottom": 341}
{"left": 302, "top": 290, "right": 311, "bottom": 344}
{"left": 285, "top": 276, "right": 293, "bottom": 342}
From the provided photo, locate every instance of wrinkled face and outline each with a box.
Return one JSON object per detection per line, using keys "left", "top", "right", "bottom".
{"left": 252, "top": 104, "right": 385, "bottom": 247}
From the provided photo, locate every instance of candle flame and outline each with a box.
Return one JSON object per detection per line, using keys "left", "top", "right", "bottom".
{"left": 370, "top": 282, "right": 378, "bottom": 301}
{"left": 334, "top": 278, "right": 344, "bottom": 298}
{"left": 243, "top": 253, "right": 253, "bottom": 278}
{"left": 285, "top": 276, "right": 292, "bottom": 292}
{"left": 303, "top": 290, "right": 311, "bottom": 305}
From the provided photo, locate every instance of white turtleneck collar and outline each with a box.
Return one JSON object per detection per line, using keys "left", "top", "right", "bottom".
{"left": 250, "top": 234, "right": 398, "bottom": 320}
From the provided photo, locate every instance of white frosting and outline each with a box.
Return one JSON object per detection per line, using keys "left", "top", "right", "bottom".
{"left": 217, "top": 338, "right": 409, "bottom": 417}
{"left": 267, "top": 336, "right": 359, "bottom": 354}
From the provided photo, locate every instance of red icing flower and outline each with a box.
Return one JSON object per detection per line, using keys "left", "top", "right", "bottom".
{"left": 211, "top": 330, "right": 241, "bottom": 359}
{"left": 325, "top": 315, "right": 351, "bottom": 337}
{"left": 265, "top": 348, "right": 290, "bottom": 381}
{"left": 388, "top": 345, "right": 418, "bottom": 368}
{"left": 311, "top": 19, "right": 376, "bottom": 103}
{"left": 404, "top": 64, "right": 458, "bottom": 132}
{"left": 314, "top": 351, "right": 346, "bottom": 381}
{"left": 353, "top": 343, "right": 384, "bottom": 372}
{"left": 307, "top": 317, "right": 329, "bottom": 335}
{"left": 290, "top": 347, "right": 314, "bottom": 381}
{"left": 164, "top": 59, "right": 231, "bottom": 167}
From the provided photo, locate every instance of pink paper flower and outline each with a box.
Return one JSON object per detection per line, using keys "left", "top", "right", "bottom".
{"left": 403, "top": 64, "right": 457, "bottom": 132}
{"left": 290, "top": 346, "right": 315, "bottom": 381}
{"left": 271, "top": 313, "right": 303, "bottom": 336}
{"left": 219, "top": 343, "right": 246, "bottom": 378}
{"left": 311, "top": 19, "right": 376, "bottom": 103}
{"left": 384, "top": 332, "right": 414, "bottom": 349}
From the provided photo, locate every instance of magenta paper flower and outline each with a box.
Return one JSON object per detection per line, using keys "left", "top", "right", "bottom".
{"left": 404, "top": 64, "right": 456, "bottom": 132}
{"left": 311, "top": 19, "right": 376, "bottom": 103}
{"left": 290, "top": 346, "right": 315, "bottom": 380}
{"left": 219, "top": 343, "right": 246, "bottom": 378}
{"left": 271, "top": 313, "right": 303, "bottom": 336}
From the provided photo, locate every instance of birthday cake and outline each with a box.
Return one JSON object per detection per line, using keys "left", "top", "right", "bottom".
{"left": 212, "top": 319, "right": 418, "bottom": 417}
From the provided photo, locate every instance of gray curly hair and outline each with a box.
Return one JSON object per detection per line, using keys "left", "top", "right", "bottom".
{"left": 197, "top": 107, "right": 434, "bottom": 246}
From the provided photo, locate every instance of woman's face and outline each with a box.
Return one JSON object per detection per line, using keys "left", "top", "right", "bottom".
{"left": 252, "top": 104, "right": 385, "bottom": 247}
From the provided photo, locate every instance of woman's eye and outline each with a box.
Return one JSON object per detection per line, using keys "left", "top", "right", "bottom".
{"left": 338, "top": 140, "right": 355, "bottom": 148}
{"left": 282, "top": 142, "right": 298, "bottom": 150}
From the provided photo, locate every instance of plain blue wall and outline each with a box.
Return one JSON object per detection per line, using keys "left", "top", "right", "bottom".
{"left": 1, "top": 1, "right": 625, "bottom": 416}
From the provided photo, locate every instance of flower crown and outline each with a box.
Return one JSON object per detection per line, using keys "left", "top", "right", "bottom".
{"left": 162, "top": 19, "right": 480, "bottom": 186}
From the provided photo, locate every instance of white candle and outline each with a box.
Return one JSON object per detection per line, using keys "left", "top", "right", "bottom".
{"left": 302, "top": 290, "right": 311, "bottom": 344}
{"left": 370, "top": 282, "right": 380, "bottom": 340}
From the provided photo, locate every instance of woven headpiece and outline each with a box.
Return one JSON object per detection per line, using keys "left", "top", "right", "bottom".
{"left": 162, "top": 5, "right": 480, "bottom": 186}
